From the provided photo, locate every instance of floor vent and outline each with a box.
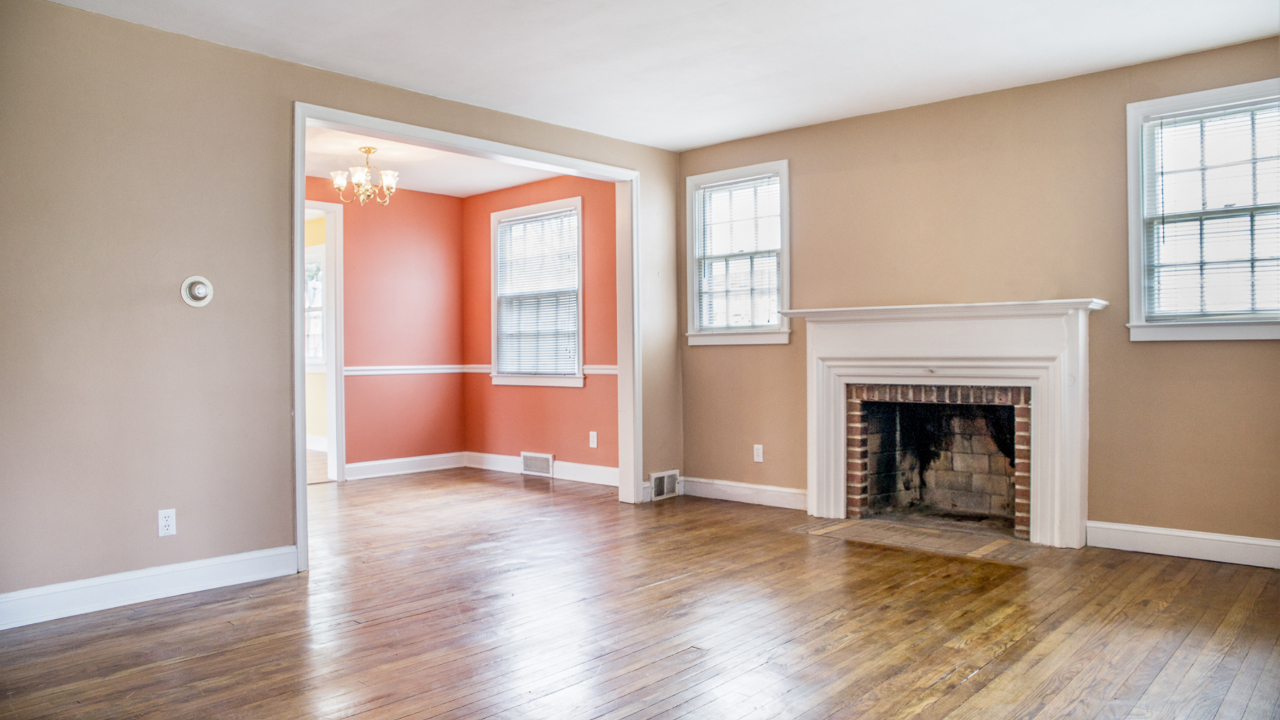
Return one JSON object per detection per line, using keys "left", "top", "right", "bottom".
{"left": 520, "top": 452, "right": 553, "bottom": 477}
{"left": 649, "top": 470, "right": 681, "bottom": 501}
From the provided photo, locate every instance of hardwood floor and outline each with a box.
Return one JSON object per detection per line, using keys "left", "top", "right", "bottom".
{"left": 2, "top": 468, "right": 1277, "bottom": 719}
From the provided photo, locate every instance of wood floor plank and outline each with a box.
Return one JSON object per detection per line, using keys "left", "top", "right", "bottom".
{"left": 1238, "top": 638, "right": 1280, "bottom": 719}
{"left": 1214, "top": 578, "right": 1280, "bottom": 720}
{"left": 1, "top": 468, "right": 1276, "bottom": 720}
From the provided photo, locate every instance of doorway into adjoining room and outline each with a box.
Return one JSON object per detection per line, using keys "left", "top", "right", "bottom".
{"left": 293, "top": 105, "right": 641, "bottom": 572}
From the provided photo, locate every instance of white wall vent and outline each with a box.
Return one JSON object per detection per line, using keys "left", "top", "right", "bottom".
{"left": 520, "top": 452, "right": 554, "bottom": 477}
{"left": 649, "top": 470, "right": 681, "bottom": 501}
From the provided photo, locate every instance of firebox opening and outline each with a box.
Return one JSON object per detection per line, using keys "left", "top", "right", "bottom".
{"left": 864, "top": 401, "right": 1016, "bottom": 530}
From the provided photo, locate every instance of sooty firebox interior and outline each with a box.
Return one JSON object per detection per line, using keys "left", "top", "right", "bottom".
{"left": 863, "top": 402, "right": 1016, "bottom": 527}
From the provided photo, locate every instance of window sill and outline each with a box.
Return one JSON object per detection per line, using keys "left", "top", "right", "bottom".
{"left": 491, "top": 374, "right": 585, "bottom": 387}
{"left": 687, "top": 330, "right": 790, "bottom": 346}
{"left": 1128, "top": 320, "right": 1280, "bottom": 342}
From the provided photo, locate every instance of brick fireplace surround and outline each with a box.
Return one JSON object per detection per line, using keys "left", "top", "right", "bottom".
{"left": 847, "top": 383, "right": 1031, "bottom": 539}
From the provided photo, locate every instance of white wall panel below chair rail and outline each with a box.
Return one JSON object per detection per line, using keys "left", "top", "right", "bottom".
{"left": 343, "top": 365, "right": 618, "bottom": 376}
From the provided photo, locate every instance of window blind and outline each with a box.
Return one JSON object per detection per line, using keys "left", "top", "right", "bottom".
{"left": 495, "top": 208, "right": 580, "bottom": 375}
{"left": 695, "top": 173, "right": 782, "bottom": 331}
{"left": 1143, "top": 99, "right": 1280, "bottom": 320}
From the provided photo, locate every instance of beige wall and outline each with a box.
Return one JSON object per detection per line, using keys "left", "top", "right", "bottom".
{"left": 679, "top": 38, "right": 1280, "bottom": 541}
{"left": 0, "top": 0, "right": 678, "bottom": 593}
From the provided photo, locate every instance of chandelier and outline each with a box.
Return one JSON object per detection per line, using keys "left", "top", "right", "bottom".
{"left": 330, "top": 147, "right": 398, "bottom": 206}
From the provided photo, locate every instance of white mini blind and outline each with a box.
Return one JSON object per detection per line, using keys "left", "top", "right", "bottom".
{"left": 695, "top": 173, "right": 782, "bottom": 331}
{"left": 495, "top": 208, "right": 580, "bottom": 375}
{"left": 1142, "top": 98, "right": 1280, "bottom": 320}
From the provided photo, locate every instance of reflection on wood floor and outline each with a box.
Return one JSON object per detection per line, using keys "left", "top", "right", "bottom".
{"left": 1, "top": 467, "right": 1277, "bottom": 719}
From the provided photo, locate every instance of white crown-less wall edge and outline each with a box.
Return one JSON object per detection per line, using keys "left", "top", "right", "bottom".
{"left": 681, "top": 477, "right": 807, "bottom": 511}
{"left": 1087, "top": 521, "right": 1280, "bottom": 569}
{"left": 0, "top": 546, "right": 298, "bottom": 631}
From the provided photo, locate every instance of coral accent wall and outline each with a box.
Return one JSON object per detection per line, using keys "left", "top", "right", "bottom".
{"left": 304, "top": 174, "right": 617, "bottom": 468}
{"left": 461, "top": 176, "right": 619, "bottom": 466}
{"left": 305, "top": 176, "right": 464, "bottom": 463}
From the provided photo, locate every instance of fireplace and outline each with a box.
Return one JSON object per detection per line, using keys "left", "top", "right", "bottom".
{"left": 783, "top": 298, "right": 1107, "bottom": 548}
{"left": 847, "top": 384, "right": 1031, "bottom": 539}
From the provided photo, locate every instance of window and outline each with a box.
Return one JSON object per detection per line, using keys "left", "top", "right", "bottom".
{"left": 491, "top": 197, "right": 584, "bottom": 387}
{"left": 1127, "top": 79, "right": 1280, "bottom": 341}
{"left": 304, "top": 244, "right": 325, "bottom": 370}
{"left": 686, "top": 160, "right": 790, "bottom": 345}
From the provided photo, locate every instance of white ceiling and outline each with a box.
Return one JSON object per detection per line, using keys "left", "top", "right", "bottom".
{"left": 305, "top": 125, "right": 562, "bottom": 197}
{"left": 54, "top": 0, "right": 1280, "bottom": 152}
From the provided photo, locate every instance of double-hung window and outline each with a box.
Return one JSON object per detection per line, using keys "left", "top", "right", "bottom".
{"left": 491, "top": 197, "right": 584, "bottom": 387}
{"left": 1127, "top": 79, "right": 1280, "bottom": 341}
{"left": 686, "top": 160, "right": 790, "bottom": 345}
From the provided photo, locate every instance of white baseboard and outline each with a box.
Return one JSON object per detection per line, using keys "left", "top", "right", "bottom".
{"left": 682, "top": 477, "right": 807, "bottom": 511}
{"left": 344, "top": 451, "right": 618, "bottom": 487}
{"left": 1087, "top": 521, "right": 1280, "bottom": 569}
{"left": 553, "top": 459, "right": 619, "bottom": 486}
{"left": 0, "top": 545, "right": 298, "bottom": 631}
{"left": 463, "top": 451, "right": 523, "bottom": 474}
{"left": 464, "top": 452, "right": 618, "bottom": 486}
{"left": 345, "top": 452, "right": 467, "bottom": 480}
{"left": 305, "top": 435, "right": 327, "bottom": 452}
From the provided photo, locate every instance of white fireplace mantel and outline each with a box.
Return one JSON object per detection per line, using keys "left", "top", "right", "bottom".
{"left": 782, "top": 299, "right": 1108, "bottom": 548}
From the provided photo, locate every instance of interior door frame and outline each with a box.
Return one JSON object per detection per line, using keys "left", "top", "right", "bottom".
{"left": 304, "top": 200, "right": 346, "bottom": 483}
{"left": 291, "top": 103, "right": 644, "bottom": 572}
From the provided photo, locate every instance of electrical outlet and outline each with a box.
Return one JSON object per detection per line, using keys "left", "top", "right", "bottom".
{"left": 158, "top": 508, "right": 176, "bottom": 537}
{"left": 589, "top": 431, "right": 598, "bottom": 449}
{"left": 753, "top": 444, "right": 764, "bottom": 463}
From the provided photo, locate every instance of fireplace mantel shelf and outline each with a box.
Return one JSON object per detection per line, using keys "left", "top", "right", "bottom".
{"left": 783, "top": 298, "right": 1109, "bottom": 323}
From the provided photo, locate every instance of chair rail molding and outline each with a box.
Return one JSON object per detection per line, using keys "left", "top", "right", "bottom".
{"left": 783, "top": 298, "right": 1108, "bottom": 549}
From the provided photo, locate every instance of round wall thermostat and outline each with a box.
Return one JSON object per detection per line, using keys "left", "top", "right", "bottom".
{"left": 181, "top": 276, "right": 213, "bottom": 307}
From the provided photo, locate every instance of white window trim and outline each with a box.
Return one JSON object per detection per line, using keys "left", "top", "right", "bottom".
{"left": 686, "top": 160, "right": 791, "bottom": 346}
{"left": 490, "top": 196, "right": 585, "bottom": 387}
{"left": 1126, "top": 78, "right": 1280, "bottom": 342}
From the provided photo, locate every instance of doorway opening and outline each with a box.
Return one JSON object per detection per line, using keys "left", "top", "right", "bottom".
{"left": 291, "top": 104, "right": 642, "bottom": 572}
